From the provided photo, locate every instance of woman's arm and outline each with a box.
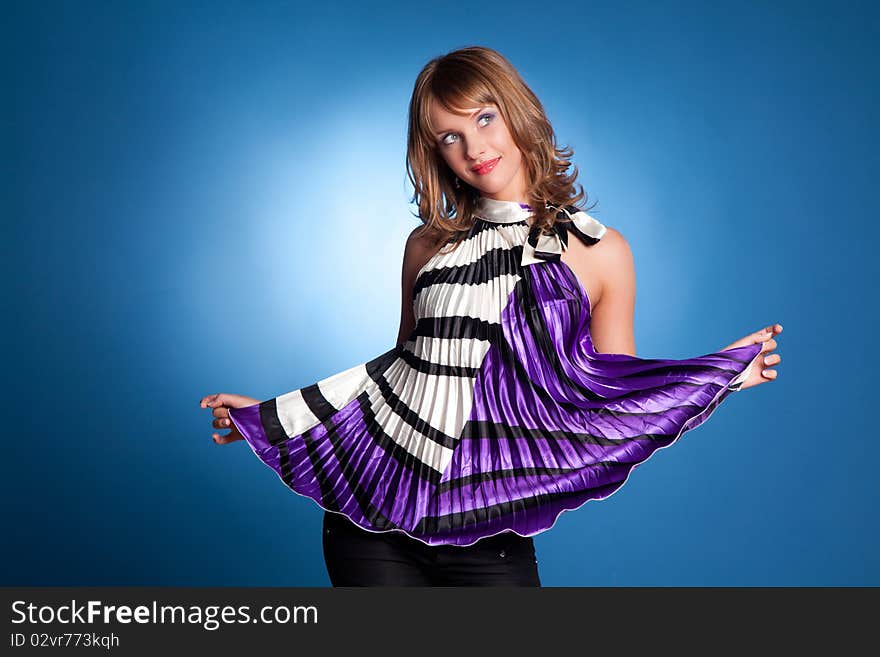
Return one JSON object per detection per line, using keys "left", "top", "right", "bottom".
{"left": 396, "top": 226, "right": 442, "bottom": 347}
{"left": 588, "top": 226, "right": 637, "bottom": 356}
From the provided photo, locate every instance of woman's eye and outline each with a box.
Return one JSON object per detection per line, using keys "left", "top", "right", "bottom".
{"left": 440, "top": 113, "right": 494, "bottom": 146}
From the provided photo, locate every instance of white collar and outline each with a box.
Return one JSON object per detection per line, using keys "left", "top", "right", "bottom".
{"left": 473, "top": 196, "right": 534, "bottom": 224}
{"left": 472, "top": 196, "right": 608, "bottom": 267}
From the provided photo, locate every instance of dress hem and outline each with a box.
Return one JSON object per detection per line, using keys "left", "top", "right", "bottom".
{"left": 227, "top": 340, "right": 764, "bottom": 548}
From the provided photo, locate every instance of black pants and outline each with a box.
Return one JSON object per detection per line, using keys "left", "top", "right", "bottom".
{"left": 322, "top": 510, "right": 541, "bottom": 586}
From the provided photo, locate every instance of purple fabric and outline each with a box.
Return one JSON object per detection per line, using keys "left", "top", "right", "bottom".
{"left": 228, "top": 230, "right": 763, "bottom": 547}
{"left": 431, "top": 260, "right": 762, "bottom": 543}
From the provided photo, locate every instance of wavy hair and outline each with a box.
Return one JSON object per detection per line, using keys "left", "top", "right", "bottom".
{"left": 405, "top": 46, "right": 598, "bottom": 251}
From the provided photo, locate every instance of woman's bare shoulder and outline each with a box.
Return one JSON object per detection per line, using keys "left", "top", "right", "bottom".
{"left": 594, "top": 225, "right": 632, "bottom": 261}
{"left": 403, "top": 224, "right": 446, "bottom": 276}
{"left": 591, "top": 224, "right": 635, "bottom": 301}
{"left": 407, "top": 223, "right": 441, "bottom": 246}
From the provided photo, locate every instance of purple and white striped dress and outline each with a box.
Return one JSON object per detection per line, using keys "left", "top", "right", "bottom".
{"left": 228, "top": 196, "right": 763, "bottom": 547}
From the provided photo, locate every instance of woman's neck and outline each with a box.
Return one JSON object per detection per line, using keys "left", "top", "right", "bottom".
{"left": 477, "top": 195, "right": 531, "bottom": 208}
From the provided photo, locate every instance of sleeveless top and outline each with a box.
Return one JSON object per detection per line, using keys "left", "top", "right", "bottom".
{"left": 227, "top": 196, "right": 763, "bottom": 547}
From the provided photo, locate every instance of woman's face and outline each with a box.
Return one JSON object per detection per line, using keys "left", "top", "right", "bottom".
{"left": 429, "top": 101, "right": 528, "bottom": 203}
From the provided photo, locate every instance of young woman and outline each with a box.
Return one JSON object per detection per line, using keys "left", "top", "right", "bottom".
{"left": 200, "top": 46, "right": 782, "bottom": 587}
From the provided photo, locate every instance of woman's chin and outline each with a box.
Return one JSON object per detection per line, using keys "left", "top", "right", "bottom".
{"left": 468, "top": 179, "right": 506, "bottom": 197}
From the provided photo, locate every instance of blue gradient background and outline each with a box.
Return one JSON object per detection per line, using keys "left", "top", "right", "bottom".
{"left": 4, "top": 1, "right": 877, "bottom": 586}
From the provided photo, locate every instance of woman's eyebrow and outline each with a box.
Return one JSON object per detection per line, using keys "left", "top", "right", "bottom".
{"left": 433, "top": 107, "right": 489, "bottom": 136}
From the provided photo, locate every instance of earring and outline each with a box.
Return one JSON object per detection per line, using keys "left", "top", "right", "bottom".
{"left": 454, "top": 176, "right": 461, "bottom": 190}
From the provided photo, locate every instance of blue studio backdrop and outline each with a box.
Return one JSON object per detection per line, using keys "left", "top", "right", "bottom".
{"left": 4, "top": 0, "right": 877, "bottom": 586}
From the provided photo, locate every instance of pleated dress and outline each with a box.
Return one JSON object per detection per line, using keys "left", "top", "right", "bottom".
{"left": 227, "top": 196, "right": 764, "bottom": 547}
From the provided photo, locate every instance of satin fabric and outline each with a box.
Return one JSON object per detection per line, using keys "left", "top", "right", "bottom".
{"left": 227, "top": 197, "right": 763, "bottom": 546}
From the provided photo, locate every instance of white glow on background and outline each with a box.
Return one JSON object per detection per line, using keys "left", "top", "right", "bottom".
{"left": 225, "top": 81, "right": 419, "bottom": 377}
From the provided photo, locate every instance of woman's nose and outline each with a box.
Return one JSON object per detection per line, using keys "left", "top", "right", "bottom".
{"left": 465, "top": 138, "right": 487, "bottom": 161}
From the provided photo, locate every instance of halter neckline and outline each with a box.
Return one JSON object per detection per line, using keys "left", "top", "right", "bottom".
{"left": 471, "top": 195, "right": 608, "bottom": 267}
{"left": 473, "top": 196, "right": 533, "bottom": 224}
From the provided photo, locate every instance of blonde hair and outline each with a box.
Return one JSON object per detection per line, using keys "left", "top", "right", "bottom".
{"left": 405, "top": 45, "right": 598, "bottom": 250}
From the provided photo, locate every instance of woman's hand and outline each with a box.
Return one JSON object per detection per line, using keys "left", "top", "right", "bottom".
{"left": 721, "top": 323, "right": 783, "bottom": 391}
{"left": 199, "top": 393, "right": 260, "bottom": 444}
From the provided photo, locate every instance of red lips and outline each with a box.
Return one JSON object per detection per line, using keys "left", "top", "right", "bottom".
{"left": 471, "top": 157, "right": 501, "bottom": 175}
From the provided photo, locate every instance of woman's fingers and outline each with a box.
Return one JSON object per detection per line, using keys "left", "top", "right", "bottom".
{"left": 753, "top": 323, "right": 783, "bottom": 343}
{"left": 738, "top": 324, "right": 784, "bottom": 390}
{"left": 213, "top": 430, "right": 243, "bottom": 445}
{"left": 200, "top": 393, "right": 246, "bottom": 444}
{"left": 762, "top": 352, "right": 781, "bottom": 380}
{"left": 200, "top": 393, "right": 221, "bottom": 409}
{"left": 200, "top": 392, "right": 261, "bottom": 409}
{"left": 756, "top": 329, "right": 782, "bottom": 383}
{"left": 210, "top": 411, "right": 243, "bottom": 444}
{"left": 757, "top": 337, "right": 778, "bottom": 353}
